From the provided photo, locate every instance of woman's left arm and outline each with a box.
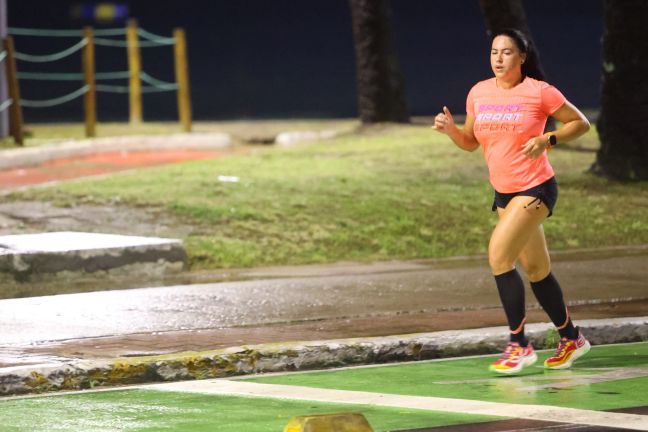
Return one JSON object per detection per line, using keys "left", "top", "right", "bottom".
{"left": 522, "top": 101, "right": 591, "bottom": 159}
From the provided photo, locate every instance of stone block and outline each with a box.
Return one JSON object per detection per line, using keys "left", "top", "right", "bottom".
{"left": 284, "top": 412, "right": 373, "bottom": 432}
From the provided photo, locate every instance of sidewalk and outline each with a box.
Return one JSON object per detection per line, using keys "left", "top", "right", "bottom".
{"left": 1, "top": 245, "right": 647, "bottom": 396}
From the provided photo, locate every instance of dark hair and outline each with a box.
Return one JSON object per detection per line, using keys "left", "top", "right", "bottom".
{"left": 491, "top": 28, "right": 545, "bottom": 81}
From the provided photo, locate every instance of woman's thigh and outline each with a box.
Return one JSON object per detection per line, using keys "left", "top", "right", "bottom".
{"left": 489, "top": 195, "right": 550, "bottom": 275}
{"left": 517, "top": 224, "right": 551, "bottom": 282}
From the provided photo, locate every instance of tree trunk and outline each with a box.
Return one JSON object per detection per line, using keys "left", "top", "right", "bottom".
{"left": 591, "top": 0, "right": 648, "bottom": 180}
{"left": 349, "top": 0, "right": 408, "bottom": 124}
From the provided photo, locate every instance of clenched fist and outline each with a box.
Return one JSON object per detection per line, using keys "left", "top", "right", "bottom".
{"left": 432, "top": 106, "right": 455, "bottom": 134}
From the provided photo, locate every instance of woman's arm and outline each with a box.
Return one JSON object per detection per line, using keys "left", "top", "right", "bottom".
{"left": 522, "top": 101, "right": 591, "bottom": 159}
{"left": 548, "top": 101, "right": 591, "bottom": 142}
{"left": 433, "top": 106, "right": 480, "bottom": 152}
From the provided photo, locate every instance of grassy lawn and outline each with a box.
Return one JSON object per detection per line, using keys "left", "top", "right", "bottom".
{"left": 6, "top": 123, "right": 648, "bottom": 270}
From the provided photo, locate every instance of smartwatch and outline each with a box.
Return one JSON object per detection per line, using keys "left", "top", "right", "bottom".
{"left": 547, "top": 134, "right": 557, "bottom": 147}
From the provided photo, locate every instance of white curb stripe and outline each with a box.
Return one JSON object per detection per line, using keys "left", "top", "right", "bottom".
{"left": 148, "top": 379, "right": 648, "bottom": 431}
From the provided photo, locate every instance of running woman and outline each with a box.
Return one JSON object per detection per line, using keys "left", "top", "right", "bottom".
{"left": 433, "top": 28, "right": 591, "bottom": 374}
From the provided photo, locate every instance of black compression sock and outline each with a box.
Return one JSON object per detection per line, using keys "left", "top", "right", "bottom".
{"left": 511, "top": 333, "right": 529, "bottom": 347}
{"left": 494, "top": 269, "right": 528, "bottom": 346}
{"left": 530, "top": 272, "right": 578, "bottom": 339}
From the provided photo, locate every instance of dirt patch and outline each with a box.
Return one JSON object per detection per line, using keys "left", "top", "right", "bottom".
{"left": 0, "top": 147, "right": 230, "bottom": 238}
{"left": 0, "top": 201, "right": 196, "bottom": 239}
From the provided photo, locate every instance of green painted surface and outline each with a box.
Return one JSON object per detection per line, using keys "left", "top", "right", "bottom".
{"left": 0, "top": 389, "right": 496, "bottom": 432}
{"left": 1, "top": 342, "right": 646, "bottom": 431}
{"left": 248, "top": 342, "right": 648, "bottom": 411}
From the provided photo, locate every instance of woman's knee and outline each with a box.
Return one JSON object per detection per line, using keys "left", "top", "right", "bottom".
{"left": 517, "top": 238, "right": 551, "bottom": 282}
{"left": 519, "top": 259, "right": 550, "bottom": 282}
{"left": 488, "top": 245, "right": 516, "bottom": 274}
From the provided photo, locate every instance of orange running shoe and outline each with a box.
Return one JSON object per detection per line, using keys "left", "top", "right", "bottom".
{"left": 544, "top": 330, "right": 590, "bottom": 370}
{"left": 489, "top": 341, "right": 537, "bottom": 374}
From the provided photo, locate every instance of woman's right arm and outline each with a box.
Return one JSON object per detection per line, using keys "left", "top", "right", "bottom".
{"left": 433, "top": 106, "right": 480, "bottom": 152}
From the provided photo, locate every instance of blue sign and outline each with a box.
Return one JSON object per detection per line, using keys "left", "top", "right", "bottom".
{"left": 71, "top": 3, "right": 129, "bottom": 23}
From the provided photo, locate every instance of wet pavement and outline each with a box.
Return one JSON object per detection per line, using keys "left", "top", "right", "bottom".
{"left": 0, "top": 245, "right": 646, "bottom": 369}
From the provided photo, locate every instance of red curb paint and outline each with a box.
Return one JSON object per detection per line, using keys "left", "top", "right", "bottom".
{"left": 0, "top": 150, "right": 224, "bottom": 189}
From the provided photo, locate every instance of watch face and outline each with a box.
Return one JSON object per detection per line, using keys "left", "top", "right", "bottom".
{"left": 549, "top": 135, "right": 557, "bottom": 146}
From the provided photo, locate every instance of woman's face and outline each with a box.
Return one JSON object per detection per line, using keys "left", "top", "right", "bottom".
{"left": 490, "top": 35, "right": 526, "bottom": 81}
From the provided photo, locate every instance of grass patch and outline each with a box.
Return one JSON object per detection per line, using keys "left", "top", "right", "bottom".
{"left": 7, "top": 124, "right": 648, "bottom": 269}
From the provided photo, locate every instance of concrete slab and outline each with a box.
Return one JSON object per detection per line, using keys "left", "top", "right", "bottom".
{"left": 0, "top": 231, "right": 179, "bottom": 253}
{"left": 0, "top": 232, "right": 186, "bottom": 293}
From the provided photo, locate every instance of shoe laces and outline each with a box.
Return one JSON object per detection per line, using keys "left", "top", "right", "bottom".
{"left": 553, "top": 338, "right": 572, "bottom": 357}
{"left": 501, "top": 342, "right": 523, "bottom": 360}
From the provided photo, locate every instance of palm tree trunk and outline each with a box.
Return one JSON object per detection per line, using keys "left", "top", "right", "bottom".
{"left": 591, "top": 0, "right": 648, "bottom": 180}
{"left": 349, "top": 0, "right": 408, "bottom": 124}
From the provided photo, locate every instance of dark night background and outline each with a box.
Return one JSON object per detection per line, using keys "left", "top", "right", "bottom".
{"left": 9, "top": 1, "right": 603, "bottom": 123}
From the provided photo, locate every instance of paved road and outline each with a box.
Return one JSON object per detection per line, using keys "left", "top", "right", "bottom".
{"left": 0, "top": 247, "right": 646, "bottom": 347}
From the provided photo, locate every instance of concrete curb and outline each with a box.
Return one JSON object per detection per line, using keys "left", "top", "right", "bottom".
{"left": 1, "top": 316, "right": 646, "bottom": 396}
{"left": 0, "top": 133, "right": 232, "bottom": 170}
{"left": 0, "top": 233, "right": 186, "bottom": 294}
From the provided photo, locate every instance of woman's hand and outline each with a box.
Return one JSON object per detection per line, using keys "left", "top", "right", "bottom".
{"left": 432, "top": 106, "right": 456, "bottom": 134}
{"left": 433, "top": 109, "right": 480, "bottom": 152}
{"left": 522, "top": 136, "right": 549, "bottom": 159}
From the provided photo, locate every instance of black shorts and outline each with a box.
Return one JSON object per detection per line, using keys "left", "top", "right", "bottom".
{"left": 492, "top": 177, "right": 558, "bottom": 217}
